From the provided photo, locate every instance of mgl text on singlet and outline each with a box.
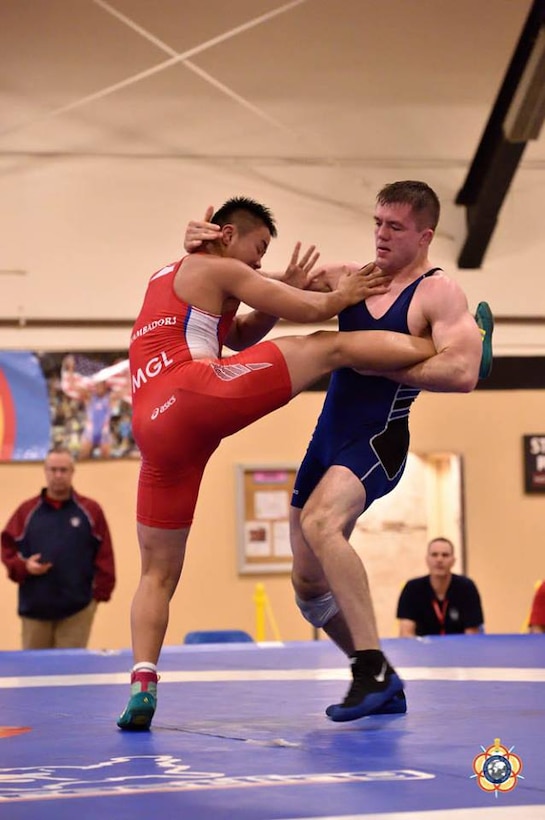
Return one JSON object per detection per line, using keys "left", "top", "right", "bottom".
{"left": 132, "top": 351, "right": 174, "bottom": 393}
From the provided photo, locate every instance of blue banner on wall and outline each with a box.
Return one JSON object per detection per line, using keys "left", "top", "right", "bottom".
{"left": 0, "top": 351, "right": 51, "bottom": 461}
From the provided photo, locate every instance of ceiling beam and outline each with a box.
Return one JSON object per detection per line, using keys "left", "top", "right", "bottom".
{"left": 456, "top": 0, "right": 545, "bottom": 269}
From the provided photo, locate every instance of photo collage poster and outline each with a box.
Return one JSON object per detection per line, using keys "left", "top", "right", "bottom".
{"left": 0, "top": 351, "right": 136, "bottom": 462}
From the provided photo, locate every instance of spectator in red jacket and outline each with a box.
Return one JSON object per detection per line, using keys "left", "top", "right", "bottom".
{"left": 529, "top": 581, "right": 545, "bottom": 633}
{"left": 1, "top": 446, "right": 115, "bottom": 649}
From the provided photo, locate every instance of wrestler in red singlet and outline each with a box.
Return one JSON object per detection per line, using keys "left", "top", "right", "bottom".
{"left": 129, "top": 258, "right": 292, "bottom": 529}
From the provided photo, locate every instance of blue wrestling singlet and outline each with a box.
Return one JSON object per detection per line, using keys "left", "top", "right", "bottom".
{"left": 292, "top": 269, "right": 441, "bottom": 510}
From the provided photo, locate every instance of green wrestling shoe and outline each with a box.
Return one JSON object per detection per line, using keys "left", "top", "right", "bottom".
{"left": 475, "top": 301, "right": 494, "bottom": 380}
{"left": 117, "top": 691, "right": 156, "bottom": 731}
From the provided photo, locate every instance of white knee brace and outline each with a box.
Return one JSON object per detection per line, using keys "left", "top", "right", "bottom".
{"left": 296, "top": 591, "right": 340, "bottom": 628}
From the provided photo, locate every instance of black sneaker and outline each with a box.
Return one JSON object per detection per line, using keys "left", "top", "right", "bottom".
{"left": 326, "top": 658, "right": 404, "bottom": 722}
{"left": 370, "top": 689, "right": 407, "bottom": 715}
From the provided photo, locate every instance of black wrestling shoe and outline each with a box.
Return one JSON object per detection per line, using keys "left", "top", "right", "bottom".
{"left": 370, "top": 689, "right": 407, "bottom": 715}
{"left": 326, "top": 655, "right": 404, "bottom": 722}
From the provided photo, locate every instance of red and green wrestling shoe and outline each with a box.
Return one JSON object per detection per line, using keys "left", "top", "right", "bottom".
{"left": 117, "top": 691, "right": 156, "bottom": 731}
{"left": 117, "top": 668, "right": 158, "bottom": 731}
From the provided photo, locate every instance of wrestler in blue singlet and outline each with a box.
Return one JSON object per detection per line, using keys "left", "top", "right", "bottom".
{"left": 292, "top": 268, "right": 441, "bottom": 511}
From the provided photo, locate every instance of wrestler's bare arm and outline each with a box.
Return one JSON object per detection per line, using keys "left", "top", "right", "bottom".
{"left": 183, "top": 214, "right": 321, "bottom": 347}
{"left": 226, "top": 258, "right": 391, "bottom": 349}
{"left": 216, "top": 257, "right": 373, "bottom": 325}
{"left": 182, "top": 214, "right": 391, "bottom": 346}
{"left": 370, "top": 277, "right": 481, "bottom": 392}
{"left": 227, "top": 266, "right": 394, "bottom": 352}
{"left": 225, "top": 243, "right": 321, "bottom": 349}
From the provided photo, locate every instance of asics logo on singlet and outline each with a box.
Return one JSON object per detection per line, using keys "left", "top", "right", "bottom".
{"left": 132, "top": 351, "right": 174, "bottom": 393}
{"left": 210, "top": 362, "right": 272, "bottom": 381}
{"left": 151, "top": 395, "right": 176, "bottom": 420}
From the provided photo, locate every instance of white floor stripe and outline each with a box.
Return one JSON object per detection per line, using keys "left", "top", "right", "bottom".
{"left": 281, "top": 808, "right": 545, "bottom": 820}
{"left": 1, "top": 667, "right": 545, "bottom": 689}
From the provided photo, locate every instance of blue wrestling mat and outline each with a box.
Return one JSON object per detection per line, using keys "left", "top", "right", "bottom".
{"left": 1, "top": 635, "right": 544, "bottom": 820}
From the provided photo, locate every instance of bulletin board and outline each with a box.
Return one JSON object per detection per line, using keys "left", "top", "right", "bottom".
{"left": 236, "top": 464, "right": 298, "bottom": 574}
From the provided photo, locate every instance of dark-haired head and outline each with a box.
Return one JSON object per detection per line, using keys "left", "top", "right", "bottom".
{"left": 376, "top": 181, "right": 440, "bottom": 231}
{"left": 212, "top": 196, "right": 278, "bottom": 238}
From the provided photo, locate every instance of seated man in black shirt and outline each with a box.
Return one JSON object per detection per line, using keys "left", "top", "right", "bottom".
{"left": 397, "top": 537, "right": 484, "bottom": 636}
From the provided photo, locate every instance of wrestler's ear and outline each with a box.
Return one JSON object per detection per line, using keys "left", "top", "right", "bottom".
{"left": 420, "top": 227, "right": 434, "bottom": 247}
{"left": 221, "top": 223, "right": 236, "bottom": 246}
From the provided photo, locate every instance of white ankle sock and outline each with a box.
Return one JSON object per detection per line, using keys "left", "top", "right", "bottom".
{"left": 132, "top": 662, "right": 157, "bottom": 674}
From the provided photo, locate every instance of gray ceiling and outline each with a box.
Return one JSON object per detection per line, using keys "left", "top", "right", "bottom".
{"left": 1, "top": 0, "right": 544, "bottom": 341}
{"left": 2, "top": 0, "right": 541, "bottom": 164}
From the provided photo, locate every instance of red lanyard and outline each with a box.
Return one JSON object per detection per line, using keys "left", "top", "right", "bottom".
{"left": 432, "top": 599, "right": 448, "bottom": 635}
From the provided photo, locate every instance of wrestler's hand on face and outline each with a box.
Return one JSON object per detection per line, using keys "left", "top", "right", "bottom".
{"left": 281, "top": 242, "right": 320, "bottom": 289}
{"left": 183, "top": 206, "right": 220, "bottom": 252}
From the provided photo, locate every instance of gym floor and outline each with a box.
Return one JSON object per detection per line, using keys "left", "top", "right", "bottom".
{"left": 1, "top": 635, "right": 544, "bottom": 819}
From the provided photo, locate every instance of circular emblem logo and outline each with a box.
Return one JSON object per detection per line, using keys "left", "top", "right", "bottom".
{"left": 483, "top": 755, "right": 511, "bottom": 784}
{"left": 472, "top": 738, "right": 523, "bottom": 795}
